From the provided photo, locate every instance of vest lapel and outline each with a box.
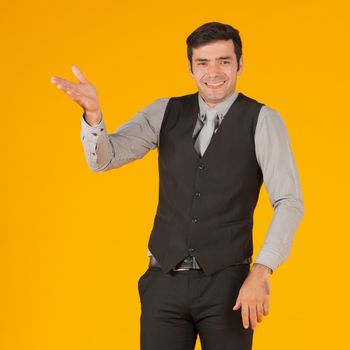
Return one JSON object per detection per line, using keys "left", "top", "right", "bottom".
{"left": 188, "top": 91, "right": 244, "bottom": 161}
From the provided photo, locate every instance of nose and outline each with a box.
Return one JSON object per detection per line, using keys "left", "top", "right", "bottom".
{"left": 206, "top": 62, "right": 222, "bottom": 77}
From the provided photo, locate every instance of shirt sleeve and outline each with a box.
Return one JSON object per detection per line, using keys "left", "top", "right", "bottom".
{"left": 252, "top": 105, "right": 305, "bottom": 273}
{"left": 80, "top": 97, "right": 170, "bottom": 172}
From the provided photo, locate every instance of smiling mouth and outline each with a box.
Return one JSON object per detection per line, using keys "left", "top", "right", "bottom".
{"left": 204, "top": 81, "right": 226, "bottom": 88}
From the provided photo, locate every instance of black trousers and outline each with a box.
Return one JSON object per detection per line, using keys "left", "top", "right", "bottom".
{"left": 137, "top": 263, "right": 254, "bottom": 350}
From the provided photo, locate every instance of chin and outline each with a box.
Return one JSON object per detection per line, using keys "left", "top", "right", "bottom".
{"left": 203, "top": 91, "right": 227, "bottom": 101}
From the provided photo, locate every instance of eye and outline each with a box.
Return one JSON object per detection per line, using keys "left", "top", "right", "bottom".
{"left": 222, "top": 61, "right": 230, "bottom": 64}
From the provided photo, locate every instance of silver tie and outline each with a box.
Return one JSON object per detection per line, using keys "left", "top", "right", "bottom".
{"left": 194, "top": 108, "right": 218, "bottom": 157}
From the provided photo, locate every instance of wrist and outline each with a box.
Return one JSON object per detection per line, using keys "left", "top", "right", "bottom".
{"left": 251, "top": 263, "right": 273, "bottom": 276}
{"left": 84, "top": 109, "right": 102, "bottom": 126}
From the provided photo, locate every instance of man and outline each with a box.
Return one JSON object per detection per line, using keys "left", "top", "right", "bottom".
{"left": 51, "top": 22, "right": 304, "bottom": 350}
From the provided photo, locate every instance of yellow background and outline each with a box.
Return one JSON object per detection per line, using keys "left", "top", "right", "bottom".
{"left": 1, "top": 0, "right": 349, "bottom": 349}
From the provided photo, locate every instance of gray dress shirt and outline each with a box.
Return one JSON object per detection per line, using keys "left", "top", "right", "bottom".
{"left": 80, "top": 91, "right": 304, "bottom": 273}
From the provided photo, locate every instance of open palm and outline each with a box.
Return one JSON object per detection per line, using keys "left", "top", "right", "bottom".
{"left": 51, "top": 65, "right": 100, "bottom": 114}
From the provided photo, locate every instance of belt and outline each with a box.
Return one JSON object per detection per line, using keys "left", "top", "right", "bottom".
{"left": 149, "top": 255, "right": 252, "bottom": 271}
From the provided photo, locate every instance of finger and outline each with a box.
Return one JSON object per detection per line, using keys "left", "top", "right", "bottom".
{"left": 249, "top": 304, "right": 257, "bottom": 330}
{"left": 241, "top": 303, "right": 249, "bottom": 329}
{"left": 51, "top": 76, "right": 77, "bottom": 87}
{"left": 256, "top": 303, "right": 264, "bottom": 322}
{"left": 263, "top": 300, "right": 270, "bottom": 316}
{"left": 66, "top": 89, "right": 84, "bottom": 104}
{"left": 66, "top": 89, "right": 77, "bottom": 100}
{"left": 55, "top": 82, "right": 81, "bottom": 95}
{"left": 52, "top": 79, "right": 78, "bottom": 91}
{"left": 72, "top": 65, "right": 88, "bottom": 84}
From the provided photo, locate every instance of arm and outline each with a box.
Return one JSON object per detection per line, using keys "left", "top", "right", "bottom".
{"left": 252, "top": 105, "right": 305, "bottom": 273}
{"left": 233, "top": 105, "right": 305, "bottom": 330}
{"left": 80, "top": 97, "right": 170, "bottom": 172}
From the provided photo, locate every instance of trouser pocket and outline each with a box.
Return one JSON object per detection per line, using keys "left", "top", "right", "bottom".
{"left": 138, "top": 267, "right": 161, "bottom": 298}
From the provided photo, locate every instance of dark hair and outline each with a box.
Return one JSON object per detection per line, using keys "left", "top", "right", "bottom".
{"left": 186, "top": 22, "right": 242, "bottom": 72}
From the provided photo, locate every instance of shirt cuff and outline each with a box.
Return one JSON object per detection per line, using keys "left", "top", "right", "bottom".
{"left": 81, "top": 111, "right": 107, "bottom": 136}
{"left": 253, "top": 251, "right": 283, "bottom": 274}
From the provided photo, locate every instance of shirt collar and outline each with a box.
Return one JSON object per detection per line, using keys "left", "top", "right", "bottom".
{"left": 198, "top": 90, "right": 239, "bottom": 122}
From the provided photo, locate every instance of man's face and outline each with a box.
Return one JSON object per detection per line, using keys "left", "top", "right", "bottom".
{"left": 189, "top": 39, "right": 243, "bottom": 107}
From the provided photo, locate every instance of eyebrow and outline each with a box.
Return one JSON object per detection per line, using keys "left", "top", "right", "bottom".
{"left": 194, "top": 56, "right": 233, "bottom": 62}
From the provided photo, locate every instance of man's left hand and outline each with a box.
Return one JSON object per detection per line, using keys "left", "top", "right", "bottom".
{"left": 232, "top": 263, "right": 272, "bottom": 330}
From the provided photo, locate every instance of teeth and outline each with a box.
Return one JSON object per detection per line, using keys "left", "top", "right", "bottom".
{"left": 206, "top": 81, "right": 225, "bottom": 87}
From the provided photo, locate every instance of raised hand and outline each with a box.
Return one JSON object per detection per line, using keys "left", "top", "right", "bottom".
{"left": 51, "top": 65, "right": 102, "bottom": 125}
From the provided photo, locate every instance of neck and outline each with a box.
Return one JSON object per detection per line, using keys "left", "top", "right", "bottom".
{"left": 199, "top": 90, "right": 236, "bottom": 108}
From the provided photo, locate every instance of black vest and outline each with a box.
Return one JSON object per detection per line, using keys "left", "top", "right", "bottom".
{"left": 148, "top": 91, "right": 264, "bottom": 276}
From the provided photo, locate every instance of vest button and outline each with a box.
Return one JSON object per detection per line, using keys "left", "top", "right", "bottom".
{"left": 198, "top": 164, "right": 205, "bottom": 170}
{"left": 191, "top": 218, "right": 198, "bottom": 223}
{"left": 195, "top": 192, "right": 201, "bottom": 197}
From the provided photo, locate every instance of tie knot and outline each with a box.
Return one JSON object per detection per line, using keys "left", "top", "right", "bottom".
{"left": 205, "top": 108, "right": 218, "bottom": 122}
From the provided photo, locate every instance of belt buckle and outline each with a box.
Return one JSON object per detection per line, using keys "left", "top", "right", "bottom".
{"left": 172, "top": 267, "right": 190, "bottom": 271}
{"left": 172, "top": 256, "right": 194, "bottom": 271}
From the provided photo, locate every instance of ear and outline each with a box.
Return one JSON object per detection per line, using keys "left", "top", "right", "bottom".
{"left": 188, "top": 60, "right": 194, "bottom": 77}
{"left": 237, "top": 56, "right": 244, "bottom": 75}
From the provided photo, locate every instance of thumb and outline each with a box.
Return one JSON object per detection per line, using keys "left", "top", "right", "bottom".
{"left": 72, "top": 65, "right": 88, "bottom": 84}
{"left": 233, "top": 297, "right": 241, "bottom": 310}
